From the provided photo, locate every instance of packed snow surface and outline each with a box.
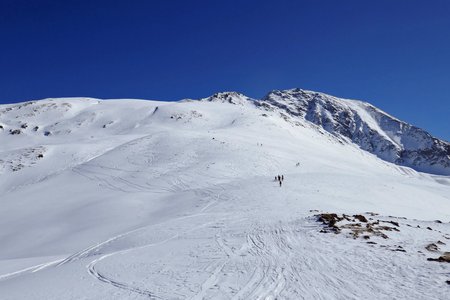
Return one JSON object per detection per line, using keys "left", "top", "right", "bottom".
{"left": 0, "top": 94, "right": 449, "bottom": 299}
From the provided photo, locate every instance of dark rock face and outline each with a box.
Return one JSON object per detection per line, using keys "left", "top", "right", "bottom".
{"left": 260, "top": 89, "right": 450, "bottom": 176}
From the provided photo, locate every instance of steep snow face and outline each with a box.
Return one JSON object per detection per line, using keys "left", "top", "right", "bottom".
{"left": 261, "top": 88, "right": 450, "bottom": 175}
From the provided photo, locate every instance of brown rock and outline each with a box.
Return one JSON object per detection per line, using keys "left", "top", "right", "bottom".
{"left": 427, "top": 253, "right": 450, "bottom": 263}
{"left": 440, "top": 252, "right": 450, "bottom": 262}
{"left": 353, "top": 215, "right": 368, "bottom": 223}
{"left": 318, "top": 213, "right": 342, "bottom": 227}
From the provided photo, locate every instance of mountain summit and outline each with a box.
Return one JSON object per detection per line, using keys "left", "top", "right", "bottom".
{"left": 201, "top": 88, "right": 449, "bottom": 176}
{"left": 257, "top": 88, "right": 450, "bottom": 175}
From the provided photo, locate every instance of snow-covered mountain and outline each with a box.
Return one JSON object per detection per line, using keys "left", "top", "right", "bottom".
{"left": 2, "top": 89, "right": 448, "bottom": 176}
{"left": 201, "top": 89, "right": 450, "bottom": 175}
{"left": 260, "top": 88, "right": 450, "bottom": 176}
{"left": 0, "top": 92, "right": 449, "bottom": 299}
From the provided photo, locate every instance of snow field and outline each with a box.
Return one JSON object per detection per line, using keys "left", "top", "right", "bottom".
{"left": 0, "top": 98, "right": 449, "bottom": 299}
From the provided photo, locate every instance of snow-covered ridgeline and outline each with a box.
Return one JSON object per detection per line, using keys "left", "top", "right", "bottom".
{"left": 202, "top": 89, "right": 450, "bottom": 175}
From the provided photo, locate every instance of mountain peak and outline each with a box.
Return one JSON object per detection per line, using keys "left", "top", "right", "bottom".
{"left": 200, "top": 91, "right": 255, "bottom": 106}
{"left": 258, "top": 88, "right": 450, "bottom": 175}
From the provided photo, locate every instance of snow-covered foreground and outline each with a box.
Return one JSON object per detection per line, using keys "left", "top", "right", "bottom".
{"left": 0, "top": 97, "right": 449, "bottom": 299}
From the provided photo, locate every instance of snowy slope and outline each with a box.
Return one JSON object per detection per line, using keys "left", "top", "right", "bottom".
{"left": 260, "top": 88, "right": 450, "bottom": 175}
{"left": 0, "top": 94, "right": 449, "bottom": 299}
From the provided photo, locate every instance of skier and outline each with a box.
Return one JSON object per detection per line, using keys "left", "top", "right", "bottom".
{"left": 281, "top": 175, "right": 284, "bottom": 181}
{"left": 279, "top": 180, "right": 282, "bottom": 187}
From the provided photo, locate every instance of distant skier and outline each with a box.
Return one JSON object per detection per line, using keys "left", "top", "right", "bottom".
{"left": 281, "top": 175, "right": 284, "bottom": 181}
{"left": 279, "top": 180, "right": 282, "bottom": 187}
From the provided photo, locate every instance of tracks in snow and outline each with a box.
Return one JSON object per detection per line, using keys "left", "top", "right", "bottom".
{"left": 189, "top": 223, "right": 299, "bottom": 300}
{"left": 86, "top": 235, "right": 179, "bottom": 299}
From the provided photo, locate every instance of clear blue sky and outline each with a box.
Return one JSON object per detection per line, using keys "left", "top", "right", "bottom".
{"left": 1, "top": 0, "right": 449, "bottom": 140}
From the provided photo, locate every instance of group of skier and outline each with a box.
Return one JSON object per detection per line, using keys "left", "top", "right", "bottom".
{"left": 275, "top": 174, "right": 284, "bottom": 187}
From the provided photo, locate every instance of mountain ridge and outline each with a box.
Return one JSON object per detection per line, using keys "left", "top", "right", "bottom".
{"left": 197, "top": 88, "right": 450, "bottom": 175}
{"left": 1, "top": 89, "right": 449, "bottom": 175}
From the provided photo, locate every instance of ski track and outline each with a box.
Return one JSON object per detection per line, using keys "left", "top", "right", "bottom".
{"left": 86, "top": 236, "right": 178, "bottom": 300}
{"left": 72, "top": 186, "right": 224, "bottom": 299}
{"left": 2, "top": 190, "right": 450, "bottom": 299}
{"left": 1, "top": 100, "right": 450, "bottom": 299}
{"left": 0, "top": 259, "right": 64, "bottom": 282}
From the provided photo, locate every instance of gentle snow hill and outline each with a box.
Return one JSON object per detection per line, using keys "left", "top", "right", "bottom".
{"left": 0, "top": 92, "right": 449, "bottom": 299}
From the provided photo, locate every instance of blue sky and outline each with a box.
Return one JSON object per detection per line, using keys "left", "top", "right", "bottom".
{"left": 1, "top": 0, "right": 449, "bottom": 140}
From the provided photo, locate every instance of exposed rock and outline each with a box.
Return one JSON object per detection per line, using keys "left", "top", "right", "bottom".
{"left": 377, "top": 225, "right": 399, "bottom": 232}
{"left": 200, "top": 92, "right": 255, "bottom": 106}
{"left": 425, "top": 243, "right": 439, "bottom": 252}
{"left": 427, "top": 252, "right": 450, "bottom": 263}
{"left": 442, "top": 252, "right": 450, "bottom": 261}
{"left": 353, "top": 214, "right": 368, "bottom": 222}
{"left": 317, "top": 213, "right": 342, "bottom": 233}
{"left": 317, "top": 213, "right": 341, "bottom": 227}
{"left": 383, "top": 220, "right": 399, "bottom": 227}
{"left": 392, "top": 246, "right": 406, "bottom": 252}
{"left": 316, "top": 213, "right": 397, "bottom": 240}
